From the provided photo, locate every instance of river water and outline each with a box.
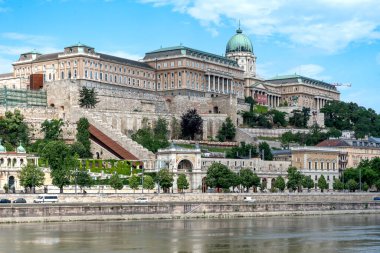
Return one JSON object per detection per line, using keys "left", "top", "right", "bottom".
{"left": 0, "top": 215, "right": 379, "bottom": 253}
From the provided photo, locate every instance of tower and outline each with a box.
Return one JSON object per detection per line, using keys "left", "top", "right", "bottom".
{"left": 225, "top": 25, "right": 256, "bottom": 78}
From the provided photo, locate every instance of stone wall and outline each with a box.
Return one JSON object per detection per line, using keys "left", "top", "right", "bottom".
{"left": 0, "top": 193, "right": 379, "bottom": 223}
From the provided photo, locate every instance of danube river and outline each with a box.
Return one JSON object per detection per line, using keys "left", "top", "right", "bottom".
{"left": 0, "top": 215, "right": 379, "bottom": 253}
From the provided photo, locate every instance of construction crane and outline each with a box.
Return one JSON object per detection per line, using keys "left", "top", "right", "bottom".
{"left": 331, "top": 82, "right": 352, "bottom": 87}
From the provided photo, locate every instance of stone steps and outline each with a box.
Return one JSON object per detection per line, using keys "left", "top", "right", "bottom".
{"left": 80, "top": 110, "right": 155, "bottom": 160}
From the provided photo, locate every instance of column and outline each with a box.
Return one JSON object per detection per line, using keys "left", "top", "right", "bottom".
{"left": 208, "top": 75, "right": 210, "bottom": 91}
{"left": 227, "top": 79, "right": 230, "bottom": 94}
{"left": 231, "top": 80, "right": 233, "bottom": 94}
{"left": 222, "top": 78, "right": 225, "bottom": 93}
{"left": 218, "top": 77, "right": 220, "bottom": 93}
{"left": 213, "top": 76, "right": 216, "bottom": 91}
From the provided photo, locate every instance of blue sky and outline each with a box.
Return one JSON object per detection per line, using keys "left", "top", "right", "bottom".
{"left": 0, "top": 0, "right": 379, "bottom": 111}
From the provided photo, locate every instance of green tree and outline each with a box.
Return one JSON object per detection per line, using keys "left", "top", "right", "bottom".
{"left": 41, "top": 119, "right": 64, "bottom": 141}
{"left": 302, "top": 176, "right": 315, "bottom": 192}
{"left": 274, "top": 176, "right": 286, "bottom": 192}
{"left": 0, "top": 109, "right": 30, "bottom": 148}
{"left": 170, "top": 117, "right": 181, "bottom": 139}
{"left": 132, "top": 119, "right": 170, "bottom": 153}
{"left": 129, "top": 174, "right": 140, "bottom": 193}
{"left": 346, "top": 179, "right": 358, "bottom": 192}
{"left": 258, "top": 142, "right": 273, "bottom": 160}
{"left": 75, "top": 117, "right": 92, "bottom": 158}
{"left": 289, "top": 107, "right": 310, "bottom": 128}
{"left": 226, "top": 142, "right": 258, "bottom": 159}
{"left": 205, "top": 163, "right": 234, "bottom": 192}
{"left": 156, "top": 168, "right": 174, "bottom": 193}
{"left": 333, "top": 179, "right": 344, "bottom": 191}
{"left": 317, "top": 175, "right": 328, "bottom": 192}
{"left": 177, "top": 173, "right": 189, "bottom": 193}
{"left": 41, "top": 141, "right": 73, "bottom": 193}
{"left": 375, "top": 179, "right": 380, "bottom": 191}
{"left": 79, "top": 86, "right": 99, "bottom": 108}
{"left": 109, "top": 173, "right": 124, "bottom": 193}
{"left": 70, "top": 142, "right": 88, "bottom": 158}
{"left": 230, "top": 172, "right": 241, "bottom": 192}
{"left": 75, "top": 170, "right": 94, "bottom": 192}
{"left": 143, "top": 175, "right": 155, "bottom": 193}
{"left": 180, "top": 109, "right": 203, "bottom": 140}
{"left": 18, "top": 164, "right": 45, "bottom": 193}
{"left": 239, "top": 168, "right": 260, "bottom": 192}
{"left": 270, "top": 109, "right": 287, "bottom": 127}
{"left": 217, "top": 117, "right": 236, "bottom": 142}
{"left": 286, "top": 167, "right": 303, "bottom": 192}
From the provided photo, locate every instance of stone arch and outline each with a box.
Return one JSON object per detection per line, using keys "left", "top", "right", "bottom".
{"left": 177, "top": 159, "right": 193, "bottom": 172}
{"left": 8, "top": 176, "right": 15, "bottom": 192}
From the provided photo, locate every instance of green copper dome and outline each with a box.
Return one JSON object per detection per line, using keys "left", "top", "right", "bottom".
{"left": 225, "top": 28, "right": 253, "bottom": 54}
{"left": 17, "top": 142, "right": 26, "bottom": 153}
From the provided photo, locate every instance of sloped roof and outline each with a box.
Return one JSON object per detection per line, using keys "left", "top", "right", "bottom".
{"left": 316, "top": 139, "right": 349, "bottom": 147}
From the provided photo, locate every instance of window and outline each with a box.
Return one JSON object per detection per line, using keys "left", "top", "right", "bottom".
{"left": 308, "top": 161, "right": 311, "bottom": 170}
{"left": 95, "top": 72, "right": 98, "bottom": 80}
{"left": 61, "top": 71, "right": 65, "bottom": 79}
{"left": 315, "top": 162, "right": 318, "bottom": 170}
{"left": 321, "top": 162, "right": 324, "bottom": 170}
{"left": 105, "top": 74, "right": 108, "bottom": 81}
{"left": 85, "top": 70, "right": 88, "bottom": 78}
{"left": 68, "top": 70, "right": 71, "bottom": 79}
{"left": 100, "top": 72, "right": 103, "bottom": 80}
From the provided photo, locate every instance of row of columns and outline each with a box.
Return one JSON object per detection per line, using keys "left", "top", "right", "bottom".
{"left": 207, "top": 74, "right": 234, "bottom": 94}
{"left": 267, "top": 94, "right": 280, "bottom": 108}
{"left": 249, "top": 89, "right": 280, "bottom": 107}
{"left": 315, "top": 97, "right": 329, "bottom": 111}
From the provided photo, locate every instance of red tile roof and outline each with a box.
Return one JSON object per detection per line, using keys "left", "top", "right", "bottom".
{"left": 316, "top": 139, "right": 349, "bottom": 147}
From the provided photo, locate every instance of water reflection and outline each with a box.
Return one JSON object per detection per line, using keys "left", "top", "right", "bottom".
{"left": 0, "top": 215, "right": 379, "bottom": 253}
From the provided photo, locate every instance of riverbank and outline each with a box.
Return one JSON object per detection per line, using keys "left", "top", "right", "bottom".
{"left": 1, "top": 201, "right": 379, "bottom": 224}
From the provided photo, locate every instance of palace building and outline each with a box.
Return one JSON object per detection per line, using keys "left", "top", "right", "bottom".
{"left": 6, "top": 27, "right": 340, "bottom": 114}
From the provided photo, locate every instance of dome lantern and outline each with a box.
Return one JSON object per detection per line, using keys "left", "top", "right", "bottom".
{"left": 225, "top": 26, "right": 253, "bottom": 54}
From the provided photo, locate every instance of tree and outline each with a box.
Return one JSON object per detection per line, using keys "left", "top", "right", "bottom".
{"left": 289, "top": 107, "right": 310, "bottom": 128}
{"left": 109, "top": 173, "right": 124, "bottom": 193}
{"left": 333, "top": 179, "right": 344, "bottom": 191}
{"left": 375, "top": 179, "right": 380, "bottom": 191}
{"left": 129, "top": 174, "right": 140, "bottom": 193}
{"left": 156, "top": 168, "right": 174, "bottom": 193}
{"left": 239, "top": 168, "right": 260, "bottom": 192}
{"left": 239, "top": 168, "right": 255, "bottom": 192}
{"left": 132, "top": 119, "right": 170, "bottom": 153}
{"left": 346, "top": 179, "right": 358, "bottom": 192}
{"left": 258, "top": 142, "right": 273, "bottom": 161}
{"left": 270, "top": 109, "right": 287, "bottom": 127}
{"left": 317, "top": 175, "right": 328, "bottom": 192}
{"left": 79, "top": 86, "right": 99, "bottom": 108}
{"left": 226, "top": 142, "right": 258, "bottom": 159}
{"left": 177, "top": 174, "right": 189, "bottom": 193}
{"left": 205, "top": 163, "right": 234, "bottom": 192}
{"left": 230, "top": 172, "right": 241, "bottom": 192}
{"left": 18, "top": 164, "right": 45, "bottom": 193}
{"left": 181, "top": 109, "right": 203, "bottom": 140}
{"left": 143, "top": 175, "right": 155, "bottom": 193}
{"left": 274, "top": 176, "right": 286, "bottom": 192}
{"left": 41, "top": 141, "right": 73, "bottom": 193}
{"left": 41, "top": 119, "right": 64, "bottom": 141}
{"left": 217, "top": 117, "right": 236, "bottom": 142}
{"left": 75, "top": 117, "right": 92, "bottom": 158}
{"left": 302, "top": 176, "right": 315, "bottom": 192}
{"left": 286, "top": 167, "right": 303, "bottom": 192}
{"left": 0, "top": 109, "right": 30, "bottom": 148}
{"left": 170, "top": 117, "right": 181, "bottom": 139}
{"left": 76, "top": 170, "right": 94, "bottom": 192}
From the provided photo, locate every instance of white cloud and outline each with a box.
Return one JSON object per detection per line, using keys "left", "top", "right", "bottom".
{"left": 1, "top": 33, "right": 55, "bottom": 46}
{"left": 140, "top": 0, "right": 380, "bottom": 53}
{"left": 104, "top": 50, "right": 142, "bottom": 61}
{"left": 285, "top": 64, "right": 331, "bottom": 81}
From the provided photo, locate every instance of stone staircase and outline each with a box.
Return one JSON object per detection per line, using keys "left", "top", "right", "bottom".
{"left": 80, "top": 110, "right": 155, "bottom": 161}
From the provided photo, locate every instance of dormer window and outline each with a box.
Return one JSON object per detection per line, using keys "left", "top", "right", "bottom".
{"left": 69, "top": 48, "right": 73, "bottom": 53}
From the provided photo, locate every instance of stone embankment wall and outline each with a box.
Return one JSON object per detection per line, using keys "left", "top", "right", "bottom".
{"left": 0, "top": 200, "right": 379, "bottom": 223}
{"left": 2, "top": 192, "right": 379, "bottom": 204}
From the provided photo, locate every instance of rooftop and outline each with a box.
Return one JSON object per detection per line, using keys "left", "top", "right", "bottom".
{"left": 316, "top": 139, "right": 350, "bottom": 147}
{"left": 144, "top": 45, "right": 239, "bottom": 67}
{"left": 266, "top": 74, "right": 338, "bottom": 92}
